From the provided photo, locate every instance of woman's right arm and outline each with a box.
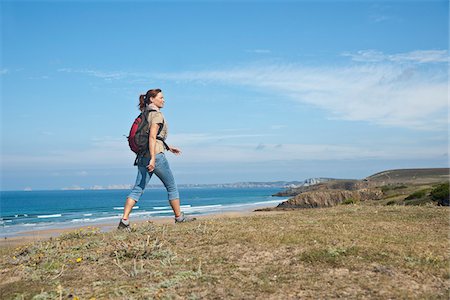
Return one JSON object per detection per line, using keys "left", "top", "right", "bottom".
{"left": 147, "top": 123, "right": 159, "bottom": 172}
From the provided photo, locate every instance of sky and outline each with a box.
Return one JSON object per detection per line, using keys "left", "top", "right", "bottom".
{"left": 0, "top": 0, "right": 448, "bottom": 191}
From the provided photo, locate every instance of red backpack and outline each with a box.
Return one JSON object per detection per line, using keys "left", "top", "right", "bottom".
{"left": 127, "top": 110, "right": 169, "bottom": 155}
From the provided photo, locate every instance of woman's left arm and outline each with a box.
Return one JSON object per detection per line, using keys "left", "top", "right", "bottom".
{"left": 169, "top": 146, "right": 182, "bottom": 155}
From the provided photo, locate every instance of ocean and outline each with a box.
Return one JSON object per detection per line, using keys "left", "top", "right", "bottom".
{"left": 0, "top": 187, "right": 286, "bottom": 237}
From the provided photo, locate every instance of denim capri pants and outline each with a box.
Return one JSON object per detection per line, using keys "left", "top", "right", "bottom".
{"left": 128, "top": 153, "right": 179, "bottom": 202}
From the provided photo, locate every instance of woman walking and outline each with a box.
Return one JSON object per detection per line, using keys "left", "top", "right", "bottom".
{"left": 118, "top": 88, "right": 195, "bottom": 231}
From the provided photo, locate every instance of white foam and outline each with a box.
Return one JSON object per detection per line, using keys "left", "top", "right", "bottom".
{"left": 37, "top": 214, "right": 62, "bottom": 219}
{"left": 180, "top": 200, "right": 283, "bottom": 214}
{"left": 12, "top": 214, "right": 29, "bottom": 218}
{"left": 183, "top": 204, "right": 222, "bottom": 212}
{"left": 133, "top": 210, "right": 173, "bottom": 216}
{"left": 154, "top": 205, "right": 190, "bottom": 210}
{"left": 113, "top": 206, "right": 139, "bottom": 210}
{"left": 153, "top": 206, "right": 169, "bottom": 210}
{"left": 71, "top": 218, "right": 92, "bottom": 223}
{"left": 225, "top": 199, "right": 285, "bottom": 208}
{"left": 252, "top": 199, "right": 286, "bottom": 205}
{"left": 68, "top": 215, "right": 121, "bottom": 224}
{"left": 1, "top": 194, "right": 285, "bottom": 238}
{"left": 235, "top": 200, "right": 283, "bottom": 209}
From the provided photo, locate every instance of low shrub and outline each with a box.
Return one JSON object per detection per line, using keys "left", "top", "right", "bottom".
{"left": 342, "top": 198, "right": 357, "bottom": 205}
{"left": 430, "top": 182, "right": 449, "bottom": 206}
{"left": 405, "top": 189, "right": 428, "bottom": 200}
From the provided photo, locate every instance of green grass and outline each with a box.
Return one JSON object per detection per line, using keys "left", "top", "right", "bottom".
{"left": 0, "top": 205, "right": 449, "bottom": 299}
{"left": 378, "top": 181, "right": 449, "bottom": 206}
{"left": 405, "top": 189, "right": 429, "bottom": 200}
{"left": 381, "top": 184, "right": 408, "bottom": 193}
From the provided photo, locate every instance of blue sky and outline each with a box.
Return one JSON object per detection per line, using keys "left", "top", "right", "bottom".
{"left": 1, "top": 0, "right": 448, "bottom": 190}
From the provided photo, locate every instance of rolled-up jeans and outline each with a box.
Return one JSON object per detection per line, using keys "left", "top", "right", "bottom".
{"left": 128, "top": 153, "right": 180, "bottom": 202}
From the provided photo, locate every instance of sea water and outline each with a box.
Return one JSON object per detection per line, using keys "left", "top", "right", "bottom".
{"left": 0, "top": 188, "right": 286, "bottom": 237}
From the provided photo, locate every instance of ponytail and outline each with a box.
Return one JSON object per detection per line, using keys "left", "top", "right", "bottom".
{"left": 138, "top": 94, "right": 147, "bottom": 111}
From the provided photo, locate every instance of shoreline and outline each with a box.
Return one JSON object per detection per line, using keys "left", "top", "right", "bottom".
{"left": 0, "top": 208, "right": 283, "bottom": 248}
{"left": 0, "top": 196, "right": 287, "bottom": 241}
{"left": 1, "top": 189, "right": 287, "bottom": 241}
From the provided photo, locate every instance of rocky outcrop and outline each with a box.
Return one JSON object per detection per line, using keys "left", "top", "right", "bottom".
{"left": 272, "top": 179, "right": 377, "bottom": 197}
{"left": 264, "top": 168, "right": 449, "bottom": 211}
{"left": 276, "top": 188, "right": 383, "bottom": 209}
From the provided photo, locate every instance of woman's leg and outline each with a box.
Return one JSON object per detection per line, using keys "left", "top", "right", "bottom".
{"left": 153, "top": 153, "right": 182, "bottom": 217}
{"left": 168, "top": 199, "right": 182, "bottom": 218}
{"left": 123, "top": 164, "right": 153, "bottom": 219}
{"left": 122, "top": 197, "right": 137, "bottom": 220}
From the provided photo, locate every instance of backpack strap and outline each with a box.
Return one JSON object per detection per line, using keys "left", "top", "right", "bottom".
{"left": 148, "top": 109, "right": 170, "bottom": 151}
{"left": 157, "top": 136, "right": 170, "bottom": 151}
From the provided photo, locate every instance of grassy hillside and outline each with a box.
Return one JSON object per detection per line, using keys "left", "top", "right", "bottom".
{"left": 273, "top": 168, "right": 449, "bottom": 208}
{"left": 376, "top": 182, "right": 449, "bottom": 206}
{"left": 367, "top": 168, "right": 449, "bottom": 184}
{"left": 1, "top": 205, "right": 449, "bottom": 299}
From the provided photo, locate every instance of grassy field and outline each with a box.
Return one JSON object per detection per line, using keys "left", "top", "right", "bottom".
{"left": 1, "top": 205, "right": 449, "bottom": 299}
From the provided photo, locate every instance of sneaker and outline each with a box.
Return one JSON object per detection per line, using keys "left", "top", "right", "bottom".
{"left": 117, "top": 219, "right": 131, "bottom": 232}
{"left": 175, "top": 212, "right": 196, "bottom": 223}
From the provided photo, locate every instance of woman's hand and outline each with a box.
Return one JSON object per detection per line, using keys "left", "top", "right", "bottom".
{"left": 169, "top": 146, "right": 182, "bottom": 155}
{"left": 147, "top": 158, "right": 156, "bottom": 172}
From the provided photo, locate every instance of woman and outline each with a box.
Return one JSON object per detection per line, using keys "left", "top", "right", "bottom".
{"left": 118, "top": 88, "right": 195, "bottom": 231}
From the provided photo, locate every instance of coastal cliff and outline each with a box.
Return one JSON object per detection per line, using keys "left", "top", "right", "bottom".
{"left": 276, "top": 188, "right": 383, "bottom": 209}
{"left": 265, "top": 168, "right": 449, "bottom": 210}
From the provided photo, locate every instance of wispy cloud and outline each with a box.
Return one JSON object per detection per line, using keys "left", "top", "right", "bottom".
{"left": 342, "top": 49, "right": 449, "bottom": 64}
{"left": 368, "top": 3, "right": 402, "bottom": 24}
{"left": 174, "top": 142, "right": 446, "bottom": 164}
{"left": 57, "top": 68, "right": 131, "bottom": 80}
{"left": 155, "top": 55, "right": 447, "bottom": 130}
{"left": 56, "top": 50, "right": 448, "bottom": 131}
{"left": 3, "top": 138, "right": 445, "bottom": 169}
{"left": 370, "top": 14, "right": 391, "bottom": 23}
{"left": 170, "top": 133, "right": 268, "bottom": 145}
{"left": 2, "top": 137, "right": 132, "bottom": 169}
{"left": 245, "top": 49, "right": 271, "bottom": 54}
{"left": 0, "top": 68, "right": 9, "bottom": 75}
{"left": 77, "top": 171, "right": 89, "bottom": 176}
{"left": 255, "top": 143, "right": 266, "bottom": 150}
{"left": 28, "top": 75, "right": 50, "bottom": 80}
{"left": 270, "top": 125, "right": 287, "bottom": 130}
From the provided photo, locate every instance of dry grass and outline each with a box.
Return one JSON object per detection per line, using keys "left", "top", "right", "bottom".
{"left": 0, "top": 205, "right": 449, "bottom": 299}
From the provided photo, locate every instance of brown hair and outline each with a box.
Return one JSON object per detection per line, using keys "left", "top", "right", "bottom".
{"left": 139, "top": 88, "right": 162, "bottom": 111}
